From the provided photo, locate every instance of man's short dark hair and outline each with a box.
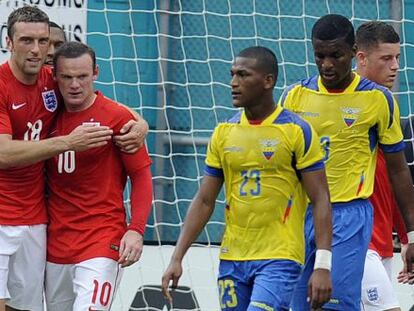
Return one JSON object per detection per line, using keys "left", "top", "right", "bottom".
{"left": 312, "top": 14, "right": 355, "bottom": 48}
{"left": 49, "top": 21, "right": 67, "bottom": 42}
{"left": 7, "top": 6, "right": 49, "bottom": 39}
{"left": 53, "top": 41, "right": 96, "bottom": 72}
{"left": 356, "top": 21, "right": 400, "bottom": 51}
{"left": 237, "top": 46, "right": 278, "bottom": 82}
{"left": 49, "top": 21, "right": 61, "bottom": 29}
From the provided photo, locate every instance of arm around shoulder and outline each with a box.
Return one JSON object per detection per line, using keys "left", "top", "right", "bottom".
{"left": 0, "top": 125, "right": 113, "bottom": 169}
{"left": 114, "top": 104, "right": 149, "bottom": 153}
{"left": 0, "top": 133, "right": 71, "bottom": 169}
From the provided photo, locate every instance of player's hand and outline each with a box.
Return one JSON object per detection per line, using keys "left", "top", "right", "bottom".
{"left": 397, "top": 269, "right": 414, "bottom": 284}
{"left": 118, "top": 230, "right": 143, "bottom": 267}
{"left": 308, "top": 269, "right": 332, "bottom": 309}
{"left": 398, "top": 244, "right": 414, "bottom": 284}
{"left": 161, "top": 259, "right": 183, "bottom": 305}
{"left": 66, "top": 124, "right": 113, "bottom": 152}
{"left": 113, "top": 119, "right": 148, "bottom": 153}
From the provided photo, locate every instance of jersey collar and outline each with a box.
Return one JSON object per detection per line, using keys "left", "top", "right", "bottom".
{"left": 317, "top": 72, "right": 361, "bottom": 94}
{"left": 240, "top": 105, "right": 283, "bottom": 126}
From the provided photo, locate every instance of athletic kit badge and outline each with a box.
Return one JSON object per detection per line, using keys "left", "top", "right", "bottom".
{"left": 341, "top": 107, "right": 360, "bottom": 127}
{"left": 259, "top": 139, "right": 278, "bottom": 160}
{"left": 82, "top": 119, "right": 101, "bottom": 127}
{"left": 42, "top": 90, "right": 58, "bottom": 112}
{"left": 366, "top": 287, "right": 379, "bottom": 303}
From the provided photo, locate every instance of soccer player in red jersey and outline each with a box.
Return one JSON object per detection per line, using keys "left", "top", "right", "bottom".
{"left": 44, "top": 41, "right": 153, "bottom": 311}
{"left": 0, "top": 6, "right": 148, "bottom": 311}
{"left": 45, "top": 22, "right": 66, "bottom": 67}
{"left": 356, "top": 21, "right": 410, "bottom": 310}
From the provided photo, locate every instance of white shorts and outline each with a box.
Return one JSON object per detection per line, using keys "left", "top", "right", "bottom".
{"left": 0, "top": 224, "right": 46, "bottom": 311}
{"left": 45, "top": 257, "right": 123, "bottom": 311}
{"left": 361, "top": 249, "right": 400, "bottom": 310}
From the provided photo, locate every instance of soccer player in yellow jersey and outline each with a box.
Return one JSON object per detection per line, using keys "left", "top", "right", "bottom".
{"left": 283, "top": 15, "right": 414, "bottom": 311}
{"left": 162, "top": 46, "right": 333, "bottom": 310}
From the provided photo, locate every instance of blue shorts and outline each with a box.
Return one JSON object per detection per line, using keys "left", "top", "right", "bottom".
{"left": 218, "top": 259, "right": 301, "bottom": 311}
{"left": 291, "top": 199, "right": 373, "bottom": 311}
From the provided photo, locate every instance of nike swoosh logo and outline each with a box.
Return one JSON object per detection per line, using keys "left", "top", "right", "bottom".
{"left": 12, "top": 103, "right": 27, "bottom": 110}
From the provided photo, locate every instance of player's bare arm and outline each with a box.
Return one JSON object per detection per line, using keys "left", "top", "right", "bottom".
{"left": 113, "top": 105, "right": 149, "bottom": 153}
{"left": 161, "top": 175, "right": 223, "bottom": 304}
{"left": 301, "top": 168, "right": 333, "bottom": 309}
{"left": 0, "top": 124, "right": 112, "bottom": 169}
{"left": 383, "top": 150, "right": 414, "bottom": 273}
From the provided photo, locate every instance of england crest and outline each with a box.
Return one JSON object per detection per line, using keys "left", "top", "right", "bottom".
{"left": 367, "top": 287, "right": 379, "bottom": 303}
{"left": 42, "top": 90, "right": 58, "bottom": 112}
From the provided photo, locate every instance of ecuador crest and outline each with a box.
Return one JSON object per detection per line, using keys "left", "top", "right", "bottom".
{"left": 341, "top": 107, "right": 360, "bottom": 127}
{"left": 259, "top": 139, "right": 278, "bottom": 160}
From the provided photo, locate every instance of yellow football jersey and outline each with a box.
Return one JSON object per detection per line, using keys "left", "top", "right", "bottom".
{"left": 205, "top": 105, "right": 324, "bottom": 263}
{"left": 280, "top": 73, "right": 404, "bottom": 203}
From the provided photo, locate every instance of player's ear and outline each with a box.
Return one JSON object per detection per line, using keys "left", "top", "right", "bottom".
{"left": 5, "top": 36, "right": 13, "bottom": 52}
{"left": 355, "top": 50, "right": 367, "bottom": 67}
{"left": 264, "top": 73, "right": 275, "bottom": 90}
{"left": 351, "top": 43, "right": 357, "bottom": 57}
{"left": 92, "top": 65, "right": 99, "bottom": 81}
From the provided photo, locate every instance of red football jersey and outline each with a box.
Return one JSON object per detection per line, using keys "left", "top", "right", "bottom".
{"left": 0, "top": 62, "right": 58, "bottom": 225}
{"left": 369, "top": 149, "right": 407, "bottom": 258}
{"left": 46, "top": 92, "right": 152, "bottom": 264}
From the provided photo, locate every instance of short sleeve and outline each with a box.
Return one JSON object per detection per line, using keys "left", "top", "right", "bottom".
{"left": 205, "top": 125, "right": 222, "bottom": 170}
{"left": 293, "top": 120, "right": 324, "bottom": 171}
{"left": 0, "top": 82, "right": 12, "bottom": 135}
{"left": 377, "top": 91, "right": 404, "bottom": 153}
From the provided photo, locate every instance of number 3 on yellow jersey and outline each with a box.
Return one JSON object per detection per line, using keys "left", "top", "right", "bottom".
{"left": 320, "top": 136, "right": 330, "bottom": 162}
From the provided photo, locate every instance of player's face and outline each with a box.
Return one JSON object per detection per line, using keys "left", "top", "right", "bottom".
{"left": 230, "top": 57, "right": 268, "bottom": 108}
{"left": 7, "top": 22, "right": 49, "bottom": 81}
{"left": 357, "top": 42, "right": 400, "bottom": 89}
{"left": 45, "top": 27, "right": 66, "bottom": 66}
{"left": 55, "top": 53, "right": 98, "bottom": 111}
{"left": 313, "top": 38, "right": 356, "bottom": 90}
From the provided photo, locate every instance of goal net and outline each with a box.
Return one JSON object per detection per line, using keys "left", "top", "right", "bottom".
{"left": 1, "top": 0, "right": 413, "bottom": 310}
{"left": 110, "top": 2, "right": 414, "bottom": 309}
